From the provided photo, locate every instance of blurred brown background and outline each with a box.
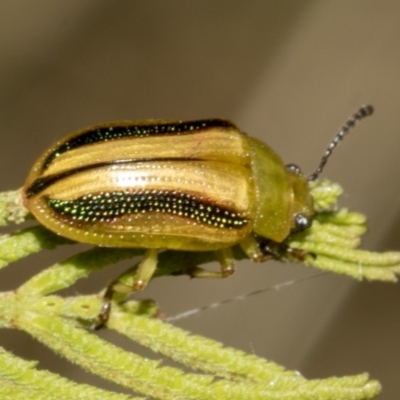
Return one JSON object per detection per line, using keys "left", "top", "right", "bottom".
{"left": 1, "top": 1, "right": 400, "bottom": 398}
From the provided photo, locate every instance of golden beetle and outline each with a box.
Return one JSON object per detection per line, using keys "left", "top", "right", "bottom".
{"left": 22, "top": 106, "right": 373, "bottom": 322}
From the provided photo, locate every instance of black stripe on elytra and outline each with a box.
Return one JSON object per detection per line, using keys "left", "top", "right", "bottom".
{"left": 46, "top": 189, "right": 249, "bottom": 230}
{"left": 43, "top": 119, "right": 235, "bottom": 170}
{"left": 26, "top": 157, "right": 197, "bottom": 198}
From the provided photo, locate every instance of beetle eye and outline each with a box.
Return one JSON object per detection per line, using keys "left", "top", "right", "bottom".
{"left": 286, "top": 164, "right": 302, "bottom": 174}
{"left": 295, "top": 213, "right": 312, "bottom": 231}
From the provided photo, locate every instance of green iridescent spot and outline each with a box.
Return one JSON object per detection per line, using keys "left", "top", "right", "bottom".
{"left": 47, "top": 190, "right": 248, "bottom": 229}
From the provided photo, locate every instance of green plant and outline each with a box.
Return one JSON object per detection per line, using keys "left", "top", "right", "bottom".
{"left": 0, "top": 180, "right": 399, "bottom": 399}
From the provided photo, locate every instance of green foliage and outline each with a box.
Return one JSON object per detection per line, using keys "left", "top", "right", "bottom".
{"left": 1, "top": 180, "right": 399, "bottom": 399}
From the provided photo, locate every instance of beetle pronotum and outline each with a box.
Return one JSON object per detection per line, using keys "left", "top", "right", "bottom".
{"left": 22, "top": 105, "right": 373, "bottom": 324}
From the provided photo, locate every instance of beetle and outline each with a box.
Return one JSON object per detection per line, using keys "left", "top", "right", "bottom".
{"left": 22, "top": 105, "right": 373, "bottom": 324}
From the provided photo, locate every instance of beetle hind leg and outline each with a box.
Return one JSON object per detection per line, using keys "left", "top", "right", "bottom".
{"left": 187, "top": 247, "right": 235, "bottom": 279}
{"left": 95, "top": 248, "right": 159, "bottom": 328}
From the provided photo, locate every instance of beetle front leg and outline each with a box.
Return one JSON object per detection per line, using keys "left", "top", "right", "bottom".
{"left": 95, "top": 248, "right": 159, "bottom": 328}
{"left": 259, "top": 239, "right": 310, "bottom": 261}
{"left": 240, "top": 234, "right": 309, "bottom": 262}
{"left": 187, "top": 247, "right": 235, "bottom": 279}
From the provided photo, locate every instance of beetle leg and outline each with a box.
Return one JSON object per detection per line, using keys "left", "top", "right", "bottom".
{"left": 239, "top": 235, "right": 271, "bottom": 262}
{"left": 95, "top": 248, "right": 159, "bottom": 328}
{"left": 283, "top": 245, "right": 311, "bottom": 261}
{"left": 259, "top": 240, "right": 283, "bottom": 259}
{"left": 187, "top": 247, "right": 235, "bottom": 278}
{"left": 215, "top": 247, "right": 235, "bottom": 277}
{"left": 260, "top": 239, "right": 310, "bottom": 261}
{"left": 131, "top": 248, "right": 159, "bottom": 290}
{"left": 241, "top": 235, "right": 311, "bottom": 262}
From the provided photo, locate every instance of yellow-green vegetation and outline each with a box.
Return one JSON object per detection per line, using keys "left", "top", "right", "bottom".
{"left": 0, "top": 180, "right": 399, "bottom": 399}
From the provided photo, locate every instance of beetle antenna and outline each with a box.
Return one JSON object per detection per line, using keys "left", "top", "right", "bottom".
{"left": 308, "top": 105, "right": 374, "bottom": 181}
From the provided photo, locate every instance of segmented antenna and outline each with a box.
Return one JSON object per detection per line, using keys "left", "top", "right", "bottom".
{"left": 308, "top": 105, "right": 374, "bottom": 181}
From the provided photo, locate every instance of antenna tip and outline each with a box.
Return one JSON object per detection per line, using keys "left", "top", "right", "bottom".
{"left": 307, "top": 105, "right": 374, "bottom": 182}
{"left": 359, "top": 105, "right": 374, "bottom": 117}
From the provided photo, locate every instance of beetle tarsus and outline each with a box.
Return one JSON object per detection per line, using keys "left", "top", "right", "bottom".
{"left": 285, "top": 246, "right": 309, "bottom": 262}
{"left": 94, "top": 301, "right": 112, "bottom": 330}
{"left": 92, "top": 286, "right": 114, "bottom": 329}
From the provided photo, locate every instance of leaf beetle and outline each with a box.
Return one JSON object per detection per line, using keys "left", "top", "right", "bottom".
{"left": 22, "top": 105, "right": 373, "bottom": 324}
